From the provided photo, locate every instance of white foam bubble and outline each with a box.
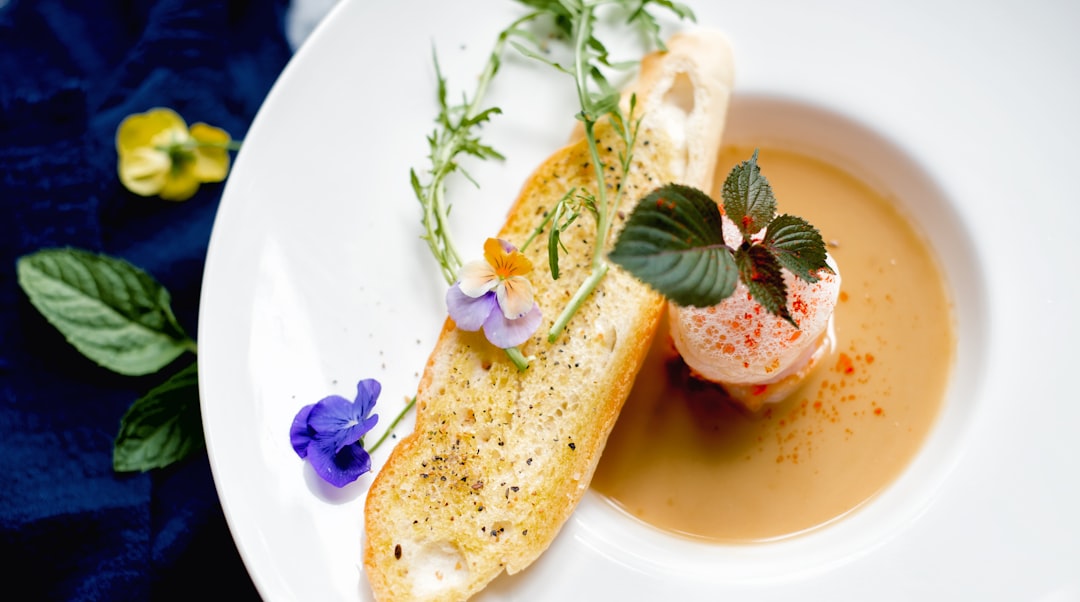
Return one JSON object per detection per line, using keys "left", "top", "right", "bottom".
{"left": 669, "top": 225, "right": 841, "bottom": 394}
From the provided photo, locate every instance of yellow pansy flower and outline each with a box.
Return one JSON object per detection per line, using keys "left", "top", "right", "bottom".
{"left": 115, "top": 108, "right": 234, "bottom": 201}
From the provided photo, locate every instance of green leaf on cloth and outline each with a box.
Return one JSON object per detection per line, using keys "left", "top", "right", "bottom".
{"left": 113, "top": 361, "right": 204, "bottom": 472}
{"left": 16, "top": 248, "right": 194, "bottom": 376}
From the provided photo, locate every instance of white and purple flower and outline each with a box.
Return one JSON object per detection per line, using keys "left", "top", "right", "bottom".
{"left": 446, "top": 238, "right": 542, "bottom": 349}
{"left": 289, "top": 378, "right": 381, "bottom": 487}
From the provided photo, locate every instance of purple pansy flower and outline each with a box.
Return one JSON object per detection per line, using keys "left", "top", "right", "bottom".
{"left": 446, "top": 237, "right": 542, "bottom": 348}
{"left": 290, "top": 378, "right": 381, "bottom": 487}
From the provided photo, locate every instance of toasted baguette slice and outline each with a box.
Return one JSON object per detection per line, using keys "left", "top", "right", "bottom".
{"left": 363, "top": 29, "right": 735, "bottom": 601}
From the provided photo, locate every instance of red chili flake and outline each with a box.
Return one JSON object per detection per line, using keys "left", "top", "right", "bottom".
{"left": 839, "top": 291, "right": 849, "bottom": 302}
{"left": 874, "top": 407, "right": 884, "bottom": 416}
{"left": 751, "top": 384, "right": 768, "bottom": 396}
{"left": 835, "top": 353, "right": 855, "bottom": 374}
{"left": 865, "top": 353, "right": 875, "bottom": 364}
{"left": 791, "top": 296, "right": 808, "bottom": 315}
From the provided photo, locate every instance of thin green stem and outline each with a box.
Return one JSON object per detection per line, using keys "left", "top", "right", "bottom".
{"left": 545, "top": 4, "right": 621, "bottom": 342}
{"left": 181, "top": 337, "right": 198, "bottom": 355}
{"left": 420, "top": 12, "right": 543, "bottom": 286}
{"left": 582, "top": 120, "right": 612, "bottom": 269}
{"left": 416, "top": 13, "right": 547, "bottom": 370}
{"left": 367, "top": 396, "right": 417, "bottom": 454}
{"left": 520, "top": 188, "right": 576, "bottom": 252}
{"left": 207, "top": 140, "right": 243, "bottom": 152}
{"left": 548, "top": 262, "right": 608, "bottom": 342}
{"left": 161, "top": 139, "right": 243, "bottom": 153}
{"left": 504, "top": 346, "right": 529, "bottom": 371}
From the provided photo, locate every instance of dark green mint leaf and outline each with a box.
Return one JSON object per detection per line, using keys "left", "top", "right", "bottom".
{"left": 721, "top": 149, "right": 776, "bottom": 239}
{"left": 113, "top": 362, "right": 203, "bottom": 472}
{"left": 735, "top": 243, "right": 796, "bottom": 327}
{"left": 16, "top": 248, "right": 193, "bottom": 376}
{"left": 609, "top": 184, "right": 738, "bottom": 306}
{"left": 763, "top": 213, "right": 833, "bottom": 283}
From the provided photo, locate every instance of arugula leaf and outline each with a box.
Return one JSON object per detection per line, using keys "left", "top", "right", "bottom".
{"left": 609, "top": 184, "right": 738, "bottom": 306}
{"left": 763, "top": 213, "right": 833, "bottom": 282}
{"left": 721, "top": 149, "right": 776, "bottom": 238}
{"left": 113, "top": 362, "right": 204, "bottom": 472}
{"left": 16, "top": 248, "right": 194, "bottom": 376}
{"left": 736, "top": 243, "right": 796, "bottom": 327}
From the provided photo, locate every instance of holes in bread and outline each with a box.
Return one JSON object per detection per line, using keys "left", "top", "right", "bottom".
{"left": 410, "top": 540, "right": 470, "bottom": 597}
{"left": 660, "top": 71, "right": 695, "bottom": 174}
{"left": 662, "top": 71, "right": 696, "bottom": 116}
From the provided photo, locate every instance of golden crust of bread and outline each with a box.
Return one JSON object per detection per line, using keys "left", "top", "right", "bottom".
{"left": 363, "top": 29, "right": 734, "bottom": 601}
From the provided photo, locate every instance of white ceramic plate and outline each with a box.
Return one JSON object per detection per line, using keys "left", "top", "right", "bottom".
{"left": 199, "top": 0, "right": 1080, "bottom": 599}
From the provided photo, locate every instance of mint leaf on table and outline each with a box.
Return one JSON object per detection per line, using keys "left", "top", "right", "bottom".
{"left": 113, "top": 362, "right": 204, "bottom": 472}
{"left": 609, "top": 184, "right": 738, "bottom": 307}
{"left": 763, "top": 213, "right": 832, "bottom": 283}
{"left": 721, "top": 149, "right": 776, "bottom": 238}
{"left": 736, "top": 243, "right": 795, "bottom": 326}
{"left": 16, "top": 248, "right": 194, "bottom": 376}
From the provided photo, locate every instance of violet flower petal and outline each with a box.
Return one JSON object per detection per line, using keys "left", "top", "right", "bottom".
{"left": 355, "top": 378, "right": 381, "bottom": 417}
{"left": 446, "top": 285, "right": 498, "bottom": 331}
{"left": 482, "top": 302, "right": 542, "bottom": 348}
{"left": 307, "top": 438, "right": 372, "bottom": 488}
{"left": 307, "top": 394, "right": 379, "bottom": 453}
{"left": 289, "top": 404, "right": 316, "bottom": 458}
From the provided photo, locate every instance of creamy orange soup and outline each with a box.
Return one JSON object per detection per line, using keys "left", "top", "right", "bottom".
{"left": 591, "top": 145, "right": 955, "bottom": 541}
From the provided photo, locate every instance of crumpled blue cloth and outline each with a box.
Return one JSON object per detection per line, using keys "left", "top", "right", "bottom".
{"left": 0, "top": 0, "right": 291, "bottom": 599}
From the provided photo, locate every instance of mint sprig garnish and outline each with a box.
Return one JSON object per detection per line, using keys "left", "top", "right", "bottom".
{"left": 17, "top": 247, "right": 206, "bottom": 472}
{"left": 607, "top": 184, "right": 737, "bottom": 306}
{"left": 610, "top": 150, "right": 832, "bottom": 327}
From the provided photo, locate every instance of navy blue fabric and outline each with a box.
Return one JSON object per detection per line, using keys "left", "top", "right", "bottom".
{"left": 0, "top": 0, "right": 292, "bottom": 599}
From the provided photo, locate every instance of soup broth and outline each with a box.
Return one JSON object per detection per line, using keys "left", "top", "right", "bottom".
{"left": 591, "top": 145, "right": 955, "bottom": 541}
